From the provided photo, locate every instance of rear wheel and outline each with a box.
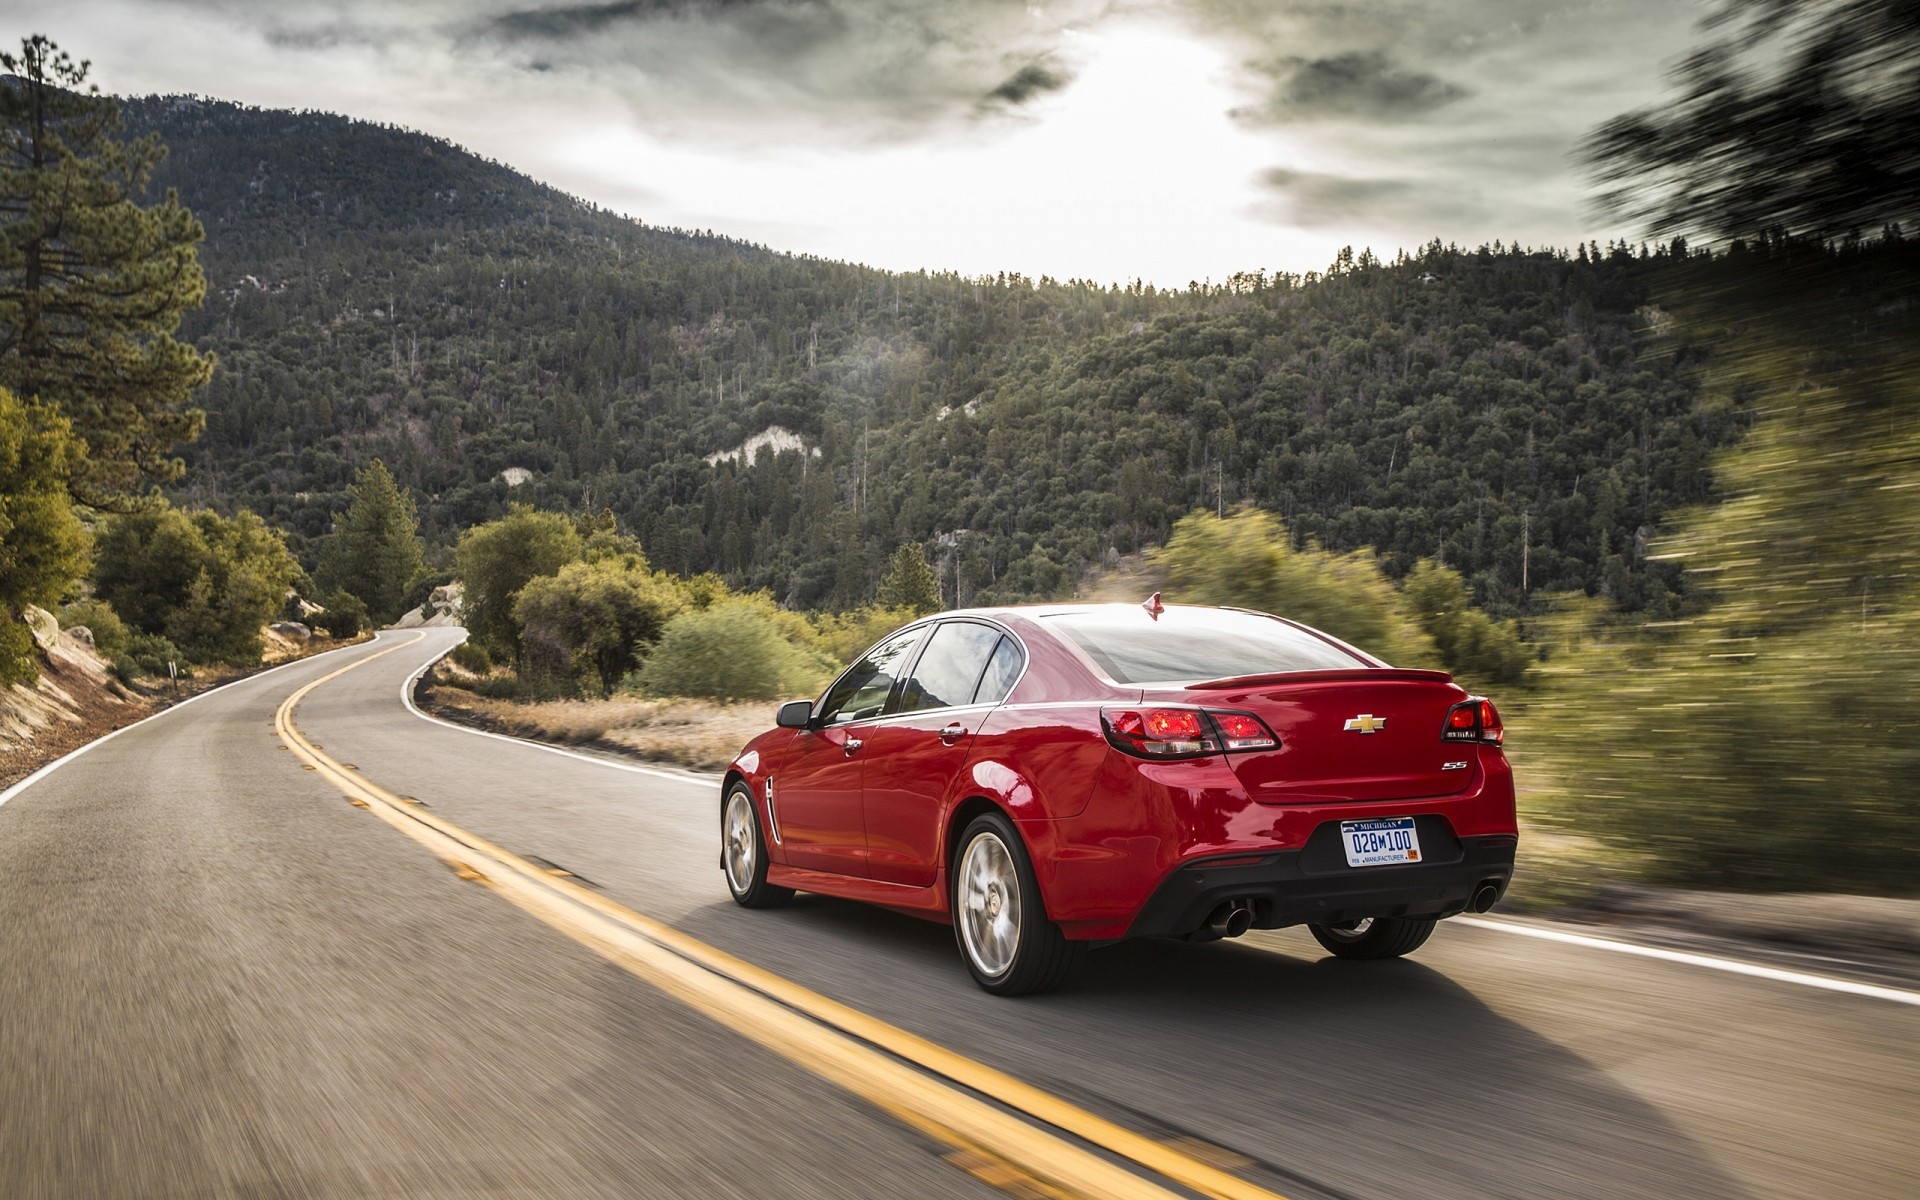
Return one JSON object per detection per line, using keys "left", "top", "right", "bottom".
{"left": 1308, "top": 915, "right": 1436, "bottom": 960}
{"left": 722, "top": 783, "right": 793, "bottom": 908}
{"left": 952, "top": 813, "right": 1080, "bottom": 996}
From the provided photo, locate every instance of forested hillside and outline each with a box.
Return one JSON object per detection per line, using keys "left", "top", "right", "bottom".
{"left": 128, "top": 97, "right": 1735, "bottom": 614}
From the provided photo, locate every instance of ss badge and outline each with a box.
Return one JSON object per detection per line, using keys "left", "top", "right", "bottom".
{"left": 1441, "top": 760, "right": 1469, "bottom": 771}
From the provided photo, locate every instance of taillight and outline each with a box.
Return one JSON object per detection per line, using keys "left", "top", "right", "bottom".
{"left": 1210, "top": 710, "right": 1279, "bottom": 751}
{"left": 1442, "top": 698, "right": 1505, "bottom": 746}
{"left": 1100, "top": 708, "right": 1278, "bottom": 758}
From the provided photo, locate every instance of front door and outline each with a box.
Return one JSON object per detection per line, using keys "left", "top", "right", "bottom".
{"left": 861, "top": 621, "right": 1010, "bottom": 887}
{"left": 772, "top": 625, "right": 925, "bottom": 876}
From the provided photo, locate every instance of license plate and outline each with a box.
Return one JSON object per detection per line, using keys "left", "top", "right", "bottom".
{"left": 1340, "top": 817, "right": 1421, "bottom": 867}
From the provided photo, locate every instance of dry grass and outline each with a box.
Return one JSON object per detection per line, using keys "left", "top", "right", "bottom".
{"left": 425, "top": 673, "right": 781, "bottom": 771}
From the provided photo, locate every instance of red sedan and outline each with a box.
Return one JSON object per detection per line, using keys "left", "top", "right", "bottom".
{"left": 721, "top": 598, "right": 1517, "bottom": 995}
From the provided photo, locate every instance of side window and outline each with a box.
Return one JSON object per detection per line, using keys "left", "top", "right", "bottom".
{"left": 897, "top": 622, "right": 1002, "bottom": 714}
{"left": 818, "top": 627, "right": 923, "bottom": 725}
{"left": 971, "top": 635, "right": 1025, "bottom": 706}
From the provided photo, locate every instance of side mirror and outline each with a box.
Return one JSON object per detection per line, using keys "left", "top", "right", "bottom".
{"left": 776, "top": 699, "right": 814, "bottom": 729}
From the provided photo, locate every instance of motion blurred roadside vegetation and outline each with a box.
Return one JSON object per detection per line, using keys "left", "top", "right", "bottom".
{"left": 1537, "top": 0, "right": 1920, "bottom": 894}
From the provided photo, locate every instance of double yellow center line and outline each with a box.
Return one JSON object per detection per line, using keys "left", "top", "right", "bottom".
{"left": 276, "top": 636, "right": 1289, "bottom": 1200}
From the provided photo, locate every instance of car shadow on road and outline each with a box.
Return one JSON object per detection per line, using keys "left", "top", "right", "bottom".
{"left": 678, "top": 895, "right": 1760, "bottom": 1200}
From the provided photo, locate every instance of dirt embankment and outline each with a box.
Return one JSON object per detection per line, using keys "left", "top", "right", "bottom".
{"left": 0, "top": 610, "right": 153, "bottom": 791}
{"left": 1, "top": 609, "right": 369, "bottom": 793}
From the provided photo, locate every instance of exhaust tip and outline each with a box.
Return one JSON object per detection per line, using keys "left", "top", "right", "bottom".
{"left": 1471, "top": 882, "right": 1500, "bottom": 914}
{"left": 1205, "top": 899, "right": 1256, "bottom": 939}
{"left": 1223, "top": 904, "right": 1254, "bottom": 938}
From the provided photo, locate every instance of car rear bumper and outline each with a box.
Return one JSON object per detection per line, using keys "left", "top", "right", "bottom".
{"left": 1124, "top": 824, "right": 1517, "bottom": 940}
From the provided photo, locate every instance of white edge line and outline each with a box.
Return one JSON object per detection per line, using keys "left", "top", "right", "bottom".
{"left": 396, "top": 631, "right": 723, "bottom": 787}
{"left": 387, "top": 630, "right": 1920, "bottom": 1009}
{"left": 1455, "top": 916, "right": 1920, "bottom": 1007}
{"left": 0, "top": 631, "right": 406, "bottom": 810}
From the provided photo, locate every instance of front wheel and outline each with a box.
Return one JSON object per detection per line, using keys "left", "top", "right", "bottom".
{"left": 952, "top": 813, "right": 1080, "bottom": 996}
{"left": 1308, "top": 915, "right": 1436, "bottom": 959}
{"left": 722, "top": 783, "right": 793, "bottom": 908}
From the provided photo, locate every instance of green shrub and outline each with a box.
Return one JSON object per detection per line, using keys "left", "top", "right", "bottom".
{"left": 640, "top": 597, "right": 831, "bottom": 700}
{"left": 449, "top": 640, "right": 493, "bottom": 673}
{"left": 1155, "top": 508, "right": 1442, "bottom": 668}
{"left": 313, "top": 590, "right": 368, "bottom": 637}
{"left": 59, "top": 598, "right": 131, "bottom": 661}
{"left": 93, "top": 504, "right": 300, "bottom": 665}
{"left": 126, "top": 632, "right": 187, "bottom": 679}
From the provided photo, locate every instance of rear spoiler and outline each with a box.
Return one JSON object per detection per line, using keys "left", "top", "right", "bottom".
{"left": 1186, "top": 668, "right": 1455, "bottom": 690}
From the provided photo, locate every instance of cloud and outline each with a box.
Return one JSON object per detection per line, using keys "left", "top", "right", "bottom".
{"left": 985, "top": 60, "right": 1070, "bottom": 107}
{"left": 490, "top": 1, "right": 755, "bottom": 40}
{"left": 456, "top": 0, "right": 1098, "bottom": 141}
{"left": 1242, "top": 51, "right": 1467, "bottom": 122}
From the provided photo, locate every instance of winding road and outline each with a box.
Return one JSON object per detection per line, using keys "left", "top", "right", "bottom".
{"left": 3, "top": 629, "right": 1915, "bottom": 1199}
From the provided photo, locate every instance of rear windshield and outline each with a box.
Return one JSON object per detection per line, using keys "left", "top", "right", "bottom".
{"left": 1043, "top": 606, "right": 1366, "bottom": 684}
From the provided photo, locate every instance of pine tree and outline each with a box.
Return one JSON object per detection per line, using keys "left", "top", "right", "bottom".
{"left": 317, "top": 459, "right": 425, "bottom": 624}
{"left": 0, "top": 35, "right": 212, "bottom": 507}
{"left": 875, "top": 541, "right": 940, "bottom": 615}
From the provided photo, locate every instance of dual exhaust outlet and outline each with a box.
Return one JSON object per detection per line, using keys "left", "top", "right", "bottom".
{"left": 1202, "top": 879, "right": 1500, "bottom": 940}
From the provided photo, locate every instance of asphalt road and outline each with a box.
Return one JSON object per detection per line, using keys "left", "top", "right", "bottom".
{"left": 3, "top": 629, "right": 1915, "bottom": 1200}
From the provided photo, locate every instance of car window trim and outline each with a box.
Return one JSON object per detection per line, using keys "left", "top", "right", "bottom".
{"left": 891, "top": 618, "right": 1012, "bottom": 718}
{"left": 814, "top": 616, "right": 1028, "bottom": 725}
{"left": 815, "top": 623, "right": 931, "bottom": 726}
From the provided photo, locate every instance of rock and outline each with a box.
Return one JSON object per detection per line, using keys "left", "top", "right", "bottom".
{"left": 23, "top": 606, "right": 60, "bottom": 651}
{"left": 269, "top": 621, "right": 312, "bottom": 641}
{"left": 67, "top": 625, "right": 95, "bottom": 648}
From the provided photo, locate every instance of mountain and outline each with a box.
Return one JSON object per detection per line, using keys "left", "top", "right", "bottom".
{"left": 123, "top": 96, "right": 1738, "bottom": 613}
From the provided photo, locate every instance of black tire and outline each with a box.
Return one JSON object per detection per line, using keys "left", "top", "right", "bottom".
{"left": 721, "top": 783, "right": 793, "bottom": 909}
{"left": 1308, "top": 915, "right": 1437, "bottom": 960}
{"left": 950, "top": 813, "right": 1081, "bottom": 996}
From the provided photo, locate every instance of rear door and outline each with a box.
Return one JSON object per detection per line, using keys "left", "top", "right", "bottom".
{"left": 775, "top": 625, "right": 924, "bottom": 876}
{"left": 859, "top": 621, "right": 1014, "bottom": 887}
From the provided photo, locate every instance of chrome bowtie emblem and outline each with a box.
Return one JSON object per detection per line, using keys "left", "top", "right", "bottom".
{"left": 1343, "top": 714, "right": 1387, "bottom": 734}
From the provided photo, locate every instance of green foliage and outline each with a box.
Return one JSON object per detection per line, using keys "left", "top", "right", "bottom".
{"left": 512, "top": 558, "right": 686, "bottom": 696}
{"left": 1522, "top": 242, "right": 1920, "bottom": 893}
{"left": 453, "top": 504, "right": 582, "bottom": 661}
{"left": 875, "top": 541, "right": 940, "bottom": 614}
{"left": 125, "top": 630, "right": 185, "bottom": 678}
{"left": 0, "top": 387, "right": 90, "bottom": 684}
{"left": 313, "top": 589, "right": 368, "bottom": 638}
{"left": 640, "top": 596, "right": 832, "bottom": 701}
{"left": 1400, "top": 560, "right": 1535, "bottom": 687}
{"left": 449, "top": 640, "right": 493, "bottom": 674}
{"left": 92, "top": 502, "right": 300, "bottom": 665}
{"left": 807, "top": 604, "right": 923, "bottom": 668}
{"left": 316, "top": 459, "right": 424, "bottom": 624}
{"left": 59, "top": 597, "right": 130, "bottom": 661}
{"left": 1155, "top": 509, "right": 1442, "bottom": 669}
{"left": 0, "top": 37, "right": 210, "bottom": 508}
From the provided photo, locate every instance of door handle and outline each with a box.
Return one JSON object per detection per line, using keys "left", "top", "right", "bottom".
{"left": 843, "top": 737, "right": 863, "bottom": 756}
{"left": 940, "top": 723, "right": 967, "bottom": 745}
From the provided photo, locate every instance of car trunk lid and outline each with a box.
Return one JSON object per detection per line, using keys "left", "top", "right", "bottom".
{"left": 1152, "top": 669, "right": 1476, "bottom": 803}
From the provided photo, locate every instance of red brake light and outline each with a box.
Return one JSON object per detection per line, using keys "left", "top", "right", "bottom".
{"left": 1100, "top": 708, "right": 1278, "bottom": 757}
{"left": 1102, "top": 707, "right": 1213, "bottom": 758}
{"left": 1210, "top": 711, "right": 1279, "bottom": 751}
{"left": 1146, "top": 709, "right": 1204, "bottom": 740}
{"left": 1443, "top": 698, "right": 1504, "bottom": 746}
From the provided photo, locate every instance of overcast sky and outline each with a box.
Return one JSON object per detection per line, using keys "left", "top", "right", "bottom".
{"left": 17, "top": 0, "right": 1705, "bottom": 286}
